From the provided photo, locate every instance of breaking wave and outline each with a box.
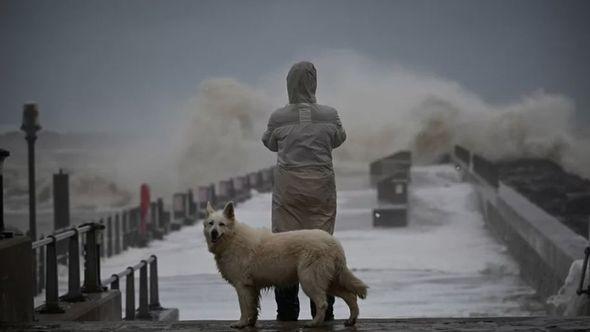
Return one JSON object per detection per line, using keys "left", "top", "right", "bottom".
{"left": 174, "top": 50, "right": 589, "bottom": 188}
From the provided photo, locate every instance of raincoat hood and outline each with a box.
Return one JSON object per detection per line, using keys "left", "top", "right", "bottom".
{"left": 287, "top": 61, "right": 317, "bottom": 104}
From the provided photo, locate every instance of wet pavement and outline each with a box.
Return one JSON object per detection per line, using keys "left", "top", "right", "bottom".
{"left": 3, "top": 317, "right": 590, "bottom": 331}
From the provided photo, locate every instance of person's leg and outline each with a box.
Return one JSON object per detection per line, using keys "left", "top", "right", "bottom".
{"left": 310, "top": 294, "right": 335, "bottom": 321}
{"left": 275, "top": 284, "right": 300, "bottom": 321}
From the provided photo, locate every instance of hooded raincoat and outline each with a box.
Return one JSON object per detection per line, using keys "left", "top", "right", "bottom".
{"left": 262, "top": 62, "right": 346, "bottom": 234}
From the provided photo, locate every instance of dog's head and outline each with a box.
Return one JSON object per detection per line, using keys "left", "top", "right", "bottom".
{"left": 203, "top": 201, "right": 236, "bottom": 252}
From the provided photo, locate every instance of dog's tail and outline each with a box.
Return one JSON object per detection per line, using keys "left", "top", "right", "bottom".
{"left": 338, "top": 267, "right": 368, "bottom": 299}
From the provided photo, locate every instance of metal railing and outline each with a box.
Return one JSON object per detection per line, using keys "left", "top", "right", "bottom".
{"left": 32, "top": 223, "right": 164, "bottom": 320}
{"left": 32, "top": 222, "right": 104, "bottom": 313}
{"left": 29, "top": 165, "right": 276, "bottom": 317}
{"left": 102, "top": 255, "right": 161, "bottom": 320}
{"left": 33, "top": 199, "right": 172, "bottom": 296}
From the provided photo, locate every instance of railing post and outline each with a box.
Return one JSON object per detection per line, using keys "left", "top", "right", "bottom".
{"left": 110, "top": 274, "right": 119, "bottom": 290}
{"left": 37, "top": 240, "right": 45, "bottom": 295}
{"left": 137, "top": 260, "right": 150, "bottom": 319}
{"left": 122, "top": 211, "right": 128, "bottom": 251}
{"left": 130, "top": 209, "right": 136, "bottom": 247}
{"left": 99, "top": 218, "right": 105, "bottom": 258}
{"left": 157, "top": 198, "right": 165, "bottom": 233}
{"left": 83, "top": 223, "right": 104, "bottom": 293}
{"left": 125, "top": 267, "right": 135, "bottom": 320}
{"left": 39, "top": 235, "right": 64, "bottom": 313}
{"left": 62, "top": 228, "right": 84, "bottom": 302}
{"left": 134, "top": 208, "right": 140, "bottom": 246}
{"left": 107, "top": 216, "right": 113, "bottom": 257}
{"left": 114, "top": 214, "right": 121, "bottom": 255}
{"left": 149, "top": 255, "right": 162, "bottom": 310}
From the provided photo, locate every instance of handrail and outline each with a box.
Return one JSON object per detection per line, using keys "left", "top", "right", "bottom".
{"left": 29, "top": 165, "right": 275, "bottom": 318}
{"left": 32, "top": 223, "right": 97, "bottom": 249}
{"left": 101, "top": 255, "right": 161, "bottom": 320}
{"left": 34, "top": 222, "right": 104, "bottom": 313}
{"left": 32, "top": 219, "right": 164, "bottom": 319}
{"left": 101, "top": 255, "right": 156, "bottom": 286}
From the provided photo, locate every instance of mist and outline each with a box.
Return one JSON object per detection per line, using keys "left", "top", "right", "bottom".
{"left": 166, "top": 51, "right": 589, "bottom": 193}
{"left": 7, "top": 51, "right": 585, "bottom": 204}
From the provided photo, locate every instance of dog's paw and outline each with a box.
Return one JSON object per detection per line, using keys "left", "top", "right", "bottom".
{"left": 344, "top": 318, "right": 357, "bottom": 326}
{"left": 230, "top": 320, "right": 249, "bottom": 329}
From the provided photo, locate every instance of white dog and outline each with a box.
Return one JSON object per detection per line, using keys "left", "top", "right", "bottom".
{"left": 203, "top": 201, "right": 368, "bottom": 328}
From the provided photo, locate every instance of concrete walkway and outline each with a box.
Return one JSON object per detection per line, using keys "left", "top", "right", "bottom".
{"left": 3, "top": 317, "right": 590, "bottom": 331}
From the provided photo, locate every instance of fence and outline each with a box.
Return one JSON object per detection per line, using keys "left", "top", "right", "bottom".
{"left": 33, "top": 223, "right": 103, "bottom": 314}
{"left": 102, "top": 255, "right": 161, "bottom": 320}
{"left": 32, "top": 222, "right": 167, "bottom": 319}
{"left": 34, "top": 198, "right": 172, "bottom": 296}
{"left": 31, "top": 165, "right": 275, "bottom": 317}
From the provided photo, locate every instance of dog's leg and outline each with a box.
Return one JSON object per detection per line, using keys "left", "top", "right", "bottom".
{"left": 231, "top": 285, "right": 258, "bottom": 329}
{"left": 243, "top": 287, "right": 259, "bottom": 327}
{"left": 300, "top": 275, "right": 328, "bottom": 327}
{"left": 330, "top": 287, "right": 359, "bottom": 326}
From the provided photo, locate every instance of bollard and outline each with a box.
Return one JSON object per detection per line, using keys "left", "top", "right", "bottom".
{"left": 99, "top": 218, "right": 105, "bottom": 258}
{"left": 110, "top": 274, "right": 119, "bottom": 290}
{"left": 149, "top": 255, "right": 162, "bottom": 310}
{"left": 62, "top": 229, "right": 84, "bottom": 302}
{"left": 40, "top": 235, "right": 64, "bottom": 313}
{"left": 129, "top": 209, "right": 136, "bottom": 246}
{"left": 53, "top": 170, "right": 71, "bottom": 261}
{"left": 122, "top": 211, "right": 128, "bottom": 251}
{"left": 150, "top": 202, "right": 162, "bottom": 239}
{"left": 125, "top": 267, "right": 135, "bottom": 320}
{"left": 157, "top": 198, "right": 165, "bottom": 232}
{"left": 187, "top": 189, "right": 196, "bottom": 219}
{"left": 83, "top": 223, "right": 104, "bottom": 293}
{"left": 37, "top": 243, "right": 45, "bottom": 295}
{"left": 136, "top": 207, "right": 141, "bottom": 245}
{"left": 137, "top": 260, "right": 150, "bottom": 319}
{"left": 209, "top": 183, "right": 217, "bottom": 207}
{"left": 107, "top": 216, "right": 113, "bottom": 257}
{"left": 139, "top": 184, "right": 151, "bottom": 246}
{"left": 114, "top": 214, "right": 121, "bottom": 255}
{"left": 0, "top": 149, "right": 9, "bottom": 234}
{"left": 150, "top": 202, "right": 158, "bottom": 228}
{"left": 53, "top": 170, "right": 70, "bottom": 231}
{"left": 233, "top": 177, "right": 243, "bottom": 203}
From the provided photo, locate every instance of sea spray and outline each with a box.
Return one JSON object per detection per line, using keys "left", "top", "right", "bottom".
{"left": 174, "top": 51, "right": 589, "bottom": 189}
{"left": 547, "top": 259, "right": 589, "bottom": 315}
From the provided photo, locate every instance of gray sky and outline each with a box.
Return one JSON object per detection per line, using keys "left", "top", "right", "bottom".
{"left": 1, "top": 0, "right": 589, "bottom": 133}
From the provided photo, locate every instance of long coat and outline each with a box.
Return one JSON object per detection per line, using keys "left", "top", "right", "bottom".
{"left": 262, "top": 62, "right": 346, "bottom": 234}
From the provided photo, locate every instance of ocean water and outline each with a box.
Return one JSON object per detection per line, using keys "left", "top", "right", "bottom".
{"left": 94, "top": 165, "right": 545, "bottom": 320}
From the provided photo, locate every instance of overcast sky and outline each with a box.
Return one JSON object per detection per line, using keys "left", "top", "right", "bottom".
{"left": 1, "top": 0, "right": 589, "bottom": 133}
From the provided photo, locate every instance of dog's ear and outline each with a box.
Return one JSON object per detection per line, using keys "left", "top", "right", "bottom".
{"left": 223, "top": 201, "right": 235, "bottom": 220}
{"left": 206, "top": 201, "right": 215, "bottom": 216}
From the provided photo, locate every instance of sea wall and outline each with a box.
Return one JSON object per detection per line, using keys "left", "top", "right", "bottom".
{"left": 452, "top": 146, "right": 588, "bottom": 304}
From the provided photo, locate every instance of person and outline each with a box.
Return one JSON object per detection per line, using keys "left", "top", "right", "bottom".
{"left": 261, "top": 61, "right": 347, "bottom": 321}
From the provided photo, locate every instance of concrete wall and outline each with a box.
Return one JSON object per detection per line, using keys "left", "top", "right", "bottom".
{"left": 0, "top": 236, "right": 34, "bottom": 322}
{"left": 36, "top": 291, "right": 122, "bottom": 321}
{"left": 454, "top": 155, "right": 588, "bottom": 300}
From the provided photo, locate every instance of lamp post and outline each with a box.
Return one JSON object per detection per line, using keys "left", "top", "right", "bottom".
{"left": 0, "top": 149, "right": 9, "bottom": 235}
{"left": 21, "top": 103, "right": 41, "bottom": 241}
